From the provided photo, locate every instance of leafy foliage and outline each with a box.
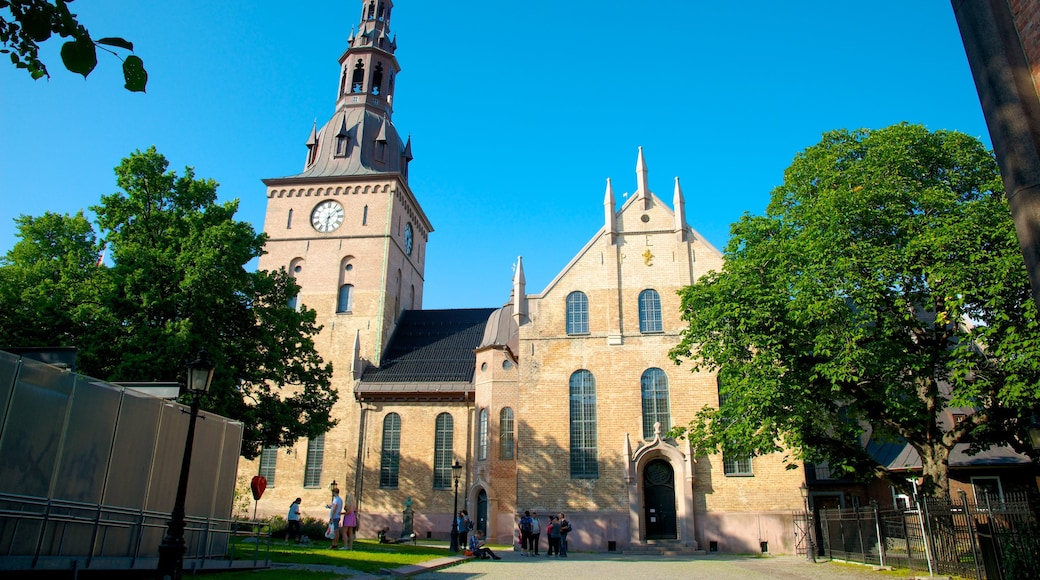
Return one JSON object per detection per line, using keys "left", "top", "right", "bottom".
{"left": 1, "top": 0, "right": 147, "bottom": 91}
{"left": 0, "top": 147, "right": 336, "bottom": 458}
{"left": 669, "top": 123, "right": 1040, "bottom": 497}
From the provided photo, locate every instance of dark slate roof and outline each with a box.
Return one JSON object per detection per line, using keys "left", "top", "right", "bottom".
{"left": 360, "top": 308, "right": 496, "bottom": 387}
{"left": 868, "top": 438, "right": 1032, "bottom": 471}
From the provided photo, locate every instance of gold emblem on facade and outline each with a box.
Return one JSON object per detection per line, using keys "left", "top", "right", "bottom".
{"left": 642, "top": 249, "right": 654, "bottom": 266}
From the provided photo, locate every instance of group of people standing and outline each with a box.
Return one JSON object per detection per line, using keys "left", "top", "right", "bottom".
{"left": 519, "top": 510, "right": 571, "bottom": 557}
{"left": 325, "top": 487, "right": 358, "bottom": 549}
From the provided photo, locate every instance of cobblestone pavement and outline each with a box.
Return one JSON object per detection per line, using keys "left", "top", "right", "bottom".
{"left": 410, "top": 552, "right": 910, "bottom": 580}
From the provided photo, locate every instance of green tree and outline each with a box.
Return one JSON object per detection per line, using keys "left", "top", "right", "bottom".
{"left": 0, "top": 211, "right": 112, "bottom": 358}
{"left": 1, "top": 0, "right": 147, "bottom": 91}
{"left": 0, "top": 147, "right": 336, "bottom": 457}
{"left": 669, "top": 123, "right": 1040, "bottom": 498}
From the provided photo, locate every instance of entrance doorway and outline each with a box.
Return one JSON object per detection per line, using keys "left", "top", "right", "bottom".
{"left": 643, "top": 459, "right": 677, "bottom": 539}
{"left": 476, "top": 489, "right": 488, "bottom": 534}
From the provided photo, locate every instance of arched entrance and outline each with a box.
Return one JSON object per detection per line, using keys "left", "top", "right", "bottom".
{"left": 644, "top": 459, "right": 677, "bottom": 539}
{"left": 476, "top": 489, "right": 489, "bottom": 534}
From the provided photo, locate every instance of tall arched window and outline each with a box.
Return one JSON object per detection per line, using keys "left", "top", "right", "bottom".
{"left": 303, "top": 434, "right": 325, "bottom": 488}
{"left": 638, "top": 289, "right": 663, "bottom": 333}
{"left": 566, "top": 291, "right": 589, "bottom": 335}
{"left": 499, "top": 407, "right": 515, "bottom": 460}
{"left": 288, "top": 259, "right": 304, "bottom": 311}
{"left": 258, "top": 446, "right": 278, "bottom": 486}
{"left": 641, "top": 368, "right": 671, "bottom": 439}
{"left": 569, "top": 370, "right": 598, "bottom": 478}
{"left": 337, "top": 284, "right": 354, "bottom": 313}
{"left": 433, "top": 413, "right": 454, "bottom": 488}
{"left": 380, "top": 413, "right": 401, "bottom": 488}
{"left": 478, "top": 408, "right": 489, "bottom": 460}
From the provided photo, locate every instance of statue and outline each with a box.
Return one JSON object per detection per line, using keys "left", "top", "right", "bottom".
{"left": 402, "top": 496, "right": 414, "bottom": 538}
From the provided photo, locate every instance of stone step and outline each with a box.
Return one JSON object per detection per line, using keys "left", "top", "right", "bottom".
{"left": 623, "top": 542, "right": 703, "bottom": 556}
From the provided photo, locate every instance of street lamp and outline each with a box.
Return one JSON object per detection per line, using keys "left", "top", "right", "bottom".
{"left": 449, "top": 460, "right": 463, "bottom": 552}
{"left": 157, "top": 351, "right": 215, "bottom": 580}
{"left": 800, "top": 482, "right": 816, "bottom": 562}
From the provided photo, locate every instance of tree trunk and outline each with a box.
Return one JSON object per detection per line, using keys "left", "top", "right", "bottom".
{"left": 916, "top": 444, "right": 952, "bottom": 498}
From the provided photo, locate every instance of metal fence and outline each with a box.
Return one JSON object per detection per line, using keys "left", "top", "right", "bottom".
{"left": 817, "top": 492, "right": 1040, "bottom": 580}
{"left": 0, "top": 492, "right": 271, "bottom": 572}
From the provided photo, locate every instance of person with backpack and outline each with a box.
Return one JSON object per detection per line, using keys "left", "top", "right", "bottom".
{"left": 558, "top": 512, "right": 572, "bottom": 557}
{"left": 546, "top": 515, "right": 561, "bottom": 556}
{"left": 518, "top": 510, "right": 534, "bottom": 556}
{"left": 458, "top": 510, "right": 472, "bottom": 550}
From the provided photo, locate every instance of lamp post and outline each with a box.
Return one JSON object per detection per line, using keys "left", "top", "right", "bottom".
{"left": 449, "top": 460, "right": 463, "bottom": 552}
{"left": 800, "top": 482, "right": 815, "bottom": 562}
{"left": 157, "top": 351, "right": 215, "bottom": 580}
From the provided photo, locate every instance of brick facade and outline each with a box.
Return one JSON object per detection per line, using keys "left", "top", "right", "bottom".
{"left": 1010, "top": 0, "right": 1040, "bottom": 94}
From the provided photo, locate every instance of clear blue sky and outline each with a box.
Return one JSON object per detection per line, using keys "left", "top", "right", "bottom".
{"left": 0, "top": 1, "right": 991, "bottom": 309}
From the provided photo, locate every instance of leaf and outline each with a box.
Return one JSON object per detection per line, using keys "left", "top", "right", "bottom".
{"left": 60, "top": 36, "right": 97, "bottom": 78}
{"left": 97, "top": 37, "right": 134, "bottom": 51}
{"left": 122, "top": 55, "right": 147, "bottom": 92}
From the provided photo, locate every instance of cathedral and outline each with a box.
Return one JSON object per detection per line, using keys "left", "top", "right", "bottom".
{"left": 241, "top": 0, "right": 806, "bottom": 554}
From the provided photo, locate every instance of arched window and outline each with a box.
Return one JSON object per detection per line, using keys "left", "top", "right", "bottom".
{"left": 380, "top": 413, "right": 401, "bottom": 488}
{"left": 410, "top": 285, "right": 416, "bottom": 309}
{"left": 362, "top": 205, "right": 368, "bottom": 225}
{"left": 288, "top": 259, "right": 304, "bottom": 310}
{"left": 638, "top": 289, "right": 663, "bottom": 333}
{"left": 478, "top": 408, "right": 489, "bottom": 460}
{"left": 433, "top": 413, "right": 454, "bottom": 488}
{"left": 569, "top": 370, "right": 598, "bottom": 478}
{"left": 303, "top": 434, "right": 325, "bottom": 488}
{"left": 351, "top": 60, "right": 365, "bottom": 93}
{"left": 287, "top": 208, "right": 293, "bottom": 229}
{"left": 371, "top": 62, "right": 384, "bottom": 96}
{"left": 499, "top": 407, "right": 515, "bottom": 460}
{"left": 337, "top": 284, "right": 354, "bottom": 313}
{"left": 366, "top": 1, "right": 375, "bottom": 20}
{"left": 641, "top": 368, "right": 670, "bottom": 439}
{"left": 395, "top": 269, "right": 402, "bottom": 314}
{"left": 566, "top": 291, "right": 589, "bottom": 335}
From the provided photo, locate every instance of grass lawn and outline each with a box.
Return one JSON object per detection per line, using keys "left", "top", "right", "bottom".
{"left": 221, "top": 537, "right": 460, "bottom": 576}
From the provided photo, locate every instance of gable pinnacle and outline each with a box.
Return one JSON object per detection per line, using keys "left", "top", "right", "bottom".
{"left": 636, "top": 146, "right": 651, "bottom": 209}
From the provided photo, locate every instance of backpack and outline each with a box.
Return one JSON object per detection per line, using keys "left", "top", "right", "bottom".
{"left": 466, "top": 517, "right": 474, "bottom": 531}
{"left": 519, "top": 517, "right": 532, "bottom": 534}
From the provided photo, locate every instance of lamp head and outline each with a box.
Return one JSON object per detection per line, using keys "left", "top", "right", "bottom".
{"left": 187, "top": 350, "right": 215, "bottom": 394}
{"left": 452, "top": 460, "right": 463, "bottom": 480}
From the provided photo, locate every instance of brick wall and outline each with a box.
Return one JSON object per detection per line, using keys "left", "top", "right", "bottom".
{"left": 1010, "top": 0, "right": 1040, "bottom": 95}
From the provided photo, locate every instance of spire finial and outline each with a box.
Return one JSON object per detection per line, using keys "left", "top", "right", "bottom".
{"left": 636, "top": 147, "right": 650, "bottom": 208}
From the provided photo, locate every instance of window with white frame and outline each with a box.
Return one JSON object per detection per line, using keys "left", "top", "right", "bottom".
{"left": 971, "top": 476, "right": 1004, "bottom": 505}
{"left": 258, "top": 446, "right": 278, "bottom": 486}
{"left": 569, "top": 370, "right": 598, "bottom": 478}
{"left": 566, "top": 291, "right": 589, "bottom": 335}
{"left": 380, "top": 413, "right": 401, "bottom": 488}
{"left": 638, "top": 289, "right": 663, "bottom": 333}
{"left": 499, "top": 407, "right": 514, "bottom": 460}
{"left": 478, "top": 408, "right": 488, "bottom": 461}
{"left": 433, "top": 413, "right": 454, "bottom": 488}
{"left": 303, "top": 434, "right": 325, "bottom": 488}
{"left": 641, "top": 368, "right": 670, "bottom": 439}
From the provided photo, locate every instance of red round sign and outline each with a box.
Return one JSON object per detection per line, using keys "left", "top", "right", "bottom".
{"left": 251, "top": 475, "right": 267, "bottom": 501}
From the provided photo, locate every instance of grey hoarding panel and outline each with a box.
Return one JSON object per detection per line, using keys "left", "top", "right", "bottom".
{"left": 54, "top": 377, "right": 122, "bottom": 503}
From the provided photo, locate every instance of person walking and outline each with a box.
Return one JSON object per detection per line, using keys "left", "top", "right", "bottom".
{"left": 547, "top": 515, "right": 561, "bottom": 556}
{"left": 327, "top": 487, "right": 343, "bottom": 549}
{"left": 558, "top": 512, "right": 571, "bottom": 557}
{"left": 286, "top": 498, "right": 302, "bottom": 543}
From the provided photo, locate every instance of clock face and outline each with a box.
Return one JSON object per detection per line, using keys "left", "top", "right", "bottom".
{"left": 404, "top": 222, "right": 413, "bottom": 255}
{"left": 311, "top": 200, "right": 344, "bottom": 233}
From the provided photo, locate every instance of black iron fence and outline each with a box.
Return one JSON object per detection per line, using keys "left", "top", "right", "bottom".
{"left": 816, "top": 492, "right": 1040, "bottom": 580}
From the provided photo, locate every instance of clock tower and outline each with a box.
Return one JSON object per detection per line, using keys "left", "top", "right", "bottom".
{"left": 259, "top": 0, "right": 430, "bottom": 371}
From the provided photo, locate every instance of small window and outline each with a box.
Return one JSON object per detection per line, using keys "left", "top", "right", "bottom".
{"left": 335, "top": 134, "right": 350, "bottom": 157}
{"left": 337, "top": 284, "right": 354, "bottom": 313}
{"left": 723, "top": 454, "right": 753, "bottom": 476}
{"left": 376, "top": 140, "right": 387, "bottom": 162}
{"left": 971, "top": 476, "right": 1004, "bottom": 505}
{"left": 566, "top": 291, "right": 589, "bottom": 335}
{"left": 478, "top": 408, "right": 489, "bottom": 461}
{"left": 303, "top": 434, "right": 325, "bottom": 488}
{"left": 287, "top": 208, "right": 293, "bottom": 229}
{"left": 500, "top": 407, "right": 515, "bottom": 460}
{"left": 380, "top": 413, "right": 401, "bottom": 488}
{"left": 258, "top": 446, "right": 278, "bottom": 487}
{"left": 638, "top": 289, "right": 663, "bottom": 333}
{"left": 351, "top": 60, "right": 365, "bottom": 93}
{"left": 433, "top": 413, "right": 454, "bottom": 489}
{"left": 362, "top": 205, "right": 368, "bottom": 225}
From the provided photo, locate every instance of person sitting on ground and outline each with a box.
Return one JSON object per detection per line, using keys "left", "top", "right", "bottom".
{"left": 467, "top": 530, "right": 501, "bottom": 560}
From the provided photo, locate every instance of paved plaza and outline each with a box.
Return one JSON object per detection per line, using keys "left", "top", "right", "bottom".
{"left": 407, "top": 552, "right": 908, "bottom": 580}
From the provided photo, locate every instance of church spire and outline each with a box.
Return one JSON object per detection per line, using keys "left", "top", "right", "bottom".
{"left": 337, "top": 0, "right": 399, "bottom": 116}
{"left": 636, "top": 146, "right": 651, "bottom": 210}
